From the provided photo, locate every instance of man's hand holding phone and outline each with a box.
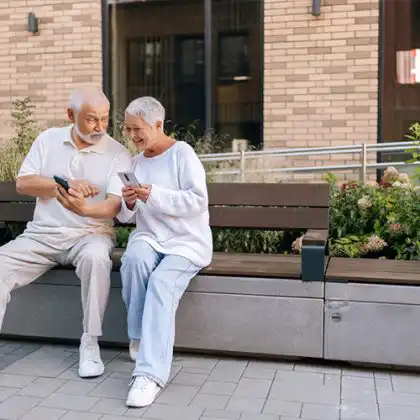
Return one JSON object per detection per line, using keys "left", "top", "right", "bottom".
{"left": 54, "top": 176, "right": 99, "bottom": 198}
{"left": 68, "top": 179, "right": 100, "bottom": 198}
{"left": 56, "top": 186, "right": 88, "bottom": 216}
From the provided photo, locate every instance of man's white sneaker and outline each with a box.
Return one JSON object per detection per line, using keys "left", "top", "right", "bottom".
{"left": 78, "top": 337, "right": 104, "bottom": 378}
{"left": 129, "top": 339, "right": 140, "bottom": 362}
{"left": 126, "top": 376, "right": 161, "bottom": 407}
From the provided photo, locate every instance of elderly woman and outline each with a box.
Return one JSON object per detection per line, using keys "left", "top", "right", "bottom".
{"left": 117, "top": 96, "right": 213, "bottom": 407}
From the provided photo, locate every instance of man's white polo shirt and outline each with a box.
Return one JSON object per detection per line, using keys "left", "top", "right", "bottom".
{"left": 17, "top": 125, "right": 132, "bottom": 250}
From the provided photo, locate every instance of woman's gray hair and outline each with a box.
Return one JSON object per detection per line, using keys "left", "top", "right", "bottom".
{"left": 125, "top": 96, "right": 165, "bottom": 126}
{"left": 69, "top": 87, "right": 109, "bottom": 113}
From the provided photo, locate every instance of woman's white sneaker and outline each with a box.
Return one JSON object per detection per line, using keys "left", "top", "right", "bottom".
{"left": 126, "top": 376, "right": 161, "bottom": 407}
{"left": 129, "top": 339, "right": 140, "bottom": 362}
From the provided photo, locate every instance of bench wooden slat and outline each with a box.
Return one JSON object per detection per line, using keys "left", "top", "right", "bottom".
{"left": 209, "top": 207, "right": 329, "bottom": 230}
{"left": 0, "top": 203, "right": 35, "bottom": 222}
{"left": 208, "top": 183, "right": 329, "bottom": 207}
{"left": 326, "top": 257, "right": 420, "bottom": 285}
{"left": 0, "top": 182, "right": 33, "bottom": 202}
{"left": 111, "top": 249, "right": 302, "bottom": 278}
{"left": 303, "top": 229, "right": 329, "bottom": 246}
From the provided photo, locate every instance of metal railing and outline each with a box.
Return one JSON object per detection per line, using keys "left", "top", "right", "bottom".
{"left": 198, "top": 141, "right": 420, "bottom": 182}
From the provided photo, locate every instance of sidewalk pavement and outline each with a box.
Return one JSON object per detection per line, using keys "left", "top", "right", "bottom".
{"left": 0, "top": 339, "right": 419, "bottom": 420}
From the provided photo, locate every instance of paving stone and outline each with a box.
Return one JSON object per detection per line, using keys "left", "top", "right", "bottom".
{"left": 377, "top": 388, "right": 420, "bottom": 407}
{"left": 172, "top": 355, "right": 219, "bottom": 370}
{"left": 171, "top": 372, "right": 208, "bottom": 386}
{"left": 89, "top": 378, "right": 128, "bottom": 400}
{"left": 202, "top": 408, "right": 241, "bottom": 418}
{"left": 0, "top": 374, "right": 35, "bottom": 388}
{"left": 40, "top": 392, "right": 100, "bottom": 411}
{"left": 294, "top": 363, "right": 342, "bottom": 375}
{"left": 375, "top": 377, "right": 393, "bottom": 392}
{"left": 269, "top": 379, "right": 340, "bottom": 406}
{"left": 273, "top": 370, "right": 324, "bottom": 386}
{"left": 380, "top": 403, "right": 420, "bottom": 420}
{"left": 18, "top": 377, "right": 66, "bottom": 398}
{"left": 341, "top": 375, "right": 376, "bottom": 402}
{"left": 57, "top": 380, "right": 98, "bottom": 395}
{"left": 0, "top": 387, "right": 18, "bottom": 403}
{"left": 208, "top": 361, "right": 247, "bottom": 383}
{"left": 89, "top": 397, "right": 127, "bottom": 415}
{"left": 391, "top": 372, "right": 420, "bottom": 394}
{"left": 340, "top": 400, "right": 379, "bottom": 420}
{"left": 142, "top": 403, "right": 203, "bottom": 420}
{"left": 233, "top": 378, "right": 272, "bottom": 398}
{"left": 0, "top": 395, "right": 42, "bottom": 419}
{"left": 190, "top": 393, "right": 230, "bottom": 409}
{"left": 201, "top": 381, "right": 237, "bottom": 396}
{"left": 1, "top": 357, "right": 75, "bottom": 378}
{"left": 124, "top": 406, "right": 148, "bottom": 417}
{"left": 262, "top": 400, "right": 302, "bottom": 417}
{"left": 155, "top": 384, "right": 199, "bottom": 406}
{"left": 341, "top": 367, "right": 374, "bottom": 378}
{"left": 168, "top": 365, "right": 182, "bottom": 382}
{"left": 101, "top": 416, "right": 127, "bottom": 420}
{"left": 240, "top": 413, "right": 279, "bottom": 420}
{"left": 301, "top": 403, "right": 340, "bottom": 420}
{"left": 247, "top": 360, "right": 294, "bottom": 371}
{"left": 105, "top": 359, "right": 134, "bottom": 374}
{"left": 242, "top": 365, "right": 276, "bottom": 381}
{"left": 20, "top": 406, "right": 67, "bottom": 420}
{"left": 226, "top": 396, "right": 266, "bottom": 413}
{"left": 57, "top": 367, "right": 110, "bottom": 383}
{"left": 60, "top": 411, "right": 102, "bottom": 420}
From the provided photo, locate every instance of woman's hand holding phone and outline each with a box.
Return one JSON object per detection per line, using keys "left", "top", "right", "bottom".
{"left": 122, "top": 184, "right": 152, "bottom": 208}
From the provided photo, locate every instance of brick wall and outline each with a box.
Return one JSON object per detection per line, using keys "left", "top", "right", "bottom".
{"left": 263, "top": 0, "right": 380, "bottom": 180}
{"left": 0, "top": 0, "right": 102, "bottom": 142}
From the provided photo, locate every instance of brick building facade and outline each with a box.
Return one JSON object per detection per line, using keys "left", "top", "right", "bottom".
{"left": 0, "top": 0, "right": 411, "bottom": 181}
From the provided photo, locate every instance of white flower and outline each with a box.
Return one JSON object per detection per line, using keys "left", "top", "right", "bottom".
{"left": 357, "top": 195, "right": 372, "bottom": 210}
{"left": 398, "top": 173, "right": 411, "bottom": 184}
{"left": 291, "top": 236, "right": 303, "bottom": 254}
{"left": 392, "top": 181, "right": 402, "bottom": 188}
{"left": 383, "top": 167, "right": 399, "bottom": 183}
{"left": 361, "top": 235, "right": 387, "bottom": 254}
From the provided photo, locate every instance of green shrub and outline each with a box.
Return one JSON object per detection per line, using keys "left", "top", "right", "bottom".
{"left": 0, "top": 98, "right": 40, "bottom": 181}
{"left": 324, "top": 168, "right": 419, "bottom": 260}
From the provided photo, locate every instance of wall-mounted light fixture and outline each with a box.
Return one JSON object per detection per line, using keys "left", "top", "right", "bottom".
{"left": 312, "top": 0, "right": 321, "bottom": 16}
{"left": 28, "top": 12, "right": 38, "bottom": 33}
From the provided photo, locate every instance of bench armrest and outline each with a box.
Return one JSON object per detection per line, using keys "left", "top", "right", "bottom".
{"left": 301, "top": 229, "right": 329, "bottom": 282}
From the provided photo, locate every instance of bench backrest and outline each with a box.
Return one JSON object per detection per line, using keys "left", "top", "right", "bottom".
{"left": 0, "top": 181, "right": 329, "bottom": 230}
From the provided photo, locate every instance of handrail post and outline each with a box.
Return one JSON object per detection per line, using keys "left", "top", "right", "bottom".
{"left": 359, "top": 143, "right": 367, "bottom": 183}
{"left": 240, "top": 150, "right": 245, "bottom": 182}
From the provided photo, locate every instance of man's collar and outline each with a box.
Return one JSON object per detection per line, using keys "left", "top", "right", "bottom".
{"left": 63, "top": 125, "right": 107, "bottom": 154}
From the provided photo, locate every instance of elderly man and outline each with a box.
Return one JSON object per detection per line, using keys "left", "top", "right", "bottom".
{"left": 0, "top": 86, "right": 132, "bottom": 378}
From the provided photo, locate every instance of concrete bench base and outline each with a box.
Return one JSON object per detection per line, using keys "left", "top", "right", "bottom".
{"left": 2, "top": 269, "right": 325, "bottom": 359}
{"left": 324, "top": 282, "right": 420, "bottom": 368}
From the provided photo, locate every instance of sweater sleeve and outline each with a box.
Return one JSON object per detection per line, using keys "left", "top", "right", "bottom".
{"left": 116, "top": 198, "right": 139, "bottom": 223}
{"left": 146, "top": 143, "right": 208, "bottom": 217}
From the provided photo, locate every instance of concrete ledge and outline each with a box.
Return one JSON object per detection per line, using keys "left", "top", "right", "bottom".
{"left": 2, "top": 268, "right": 324, "bottom": 359}
{"left": 324, "top": 282, "right": 420, "bottom": 368}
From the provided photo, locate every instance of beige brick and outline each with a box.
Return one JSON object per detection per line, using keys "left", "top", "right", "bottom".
{"left": 0, "top": 0, "right": 102, "bottom": 141}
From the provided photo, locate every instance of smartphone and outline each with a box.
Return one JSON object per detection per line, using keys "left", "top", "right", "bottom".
{"left": 54, "top": 175, "right": 70, "bottom": 191}
{"left": 118, "top": 172, "right": 142, "bottom": 188}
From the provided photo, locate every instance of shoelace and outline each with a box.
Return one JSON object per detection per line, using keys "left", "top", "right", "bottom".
{"left": 129, "top": 377, "right": 152, "bottom": 392}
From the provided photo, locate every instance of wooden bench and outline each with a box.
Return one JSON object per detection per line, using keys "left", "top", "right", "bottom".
{"left": 324, "top": 257, "right": 420, "bottom": 368}
{"left": 0, "top": 181, "right": 330, "bottom": 359}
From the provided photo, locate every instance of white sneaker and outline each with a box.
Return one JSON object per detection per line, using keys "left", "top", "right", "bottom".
{"left": 126, "top": 376, "right": 161, "bottom": 407}
{"left": 129, "top": 339, "right": 140, "bottom": 362}
{"left": 78, "top": 336, "right": 105, "bottom": 378}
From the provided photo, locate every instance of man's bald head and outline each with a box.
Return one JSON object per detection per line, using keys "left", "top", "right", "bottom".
{"left": 69, "top": 86, "right": 110, "bottom": 113}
